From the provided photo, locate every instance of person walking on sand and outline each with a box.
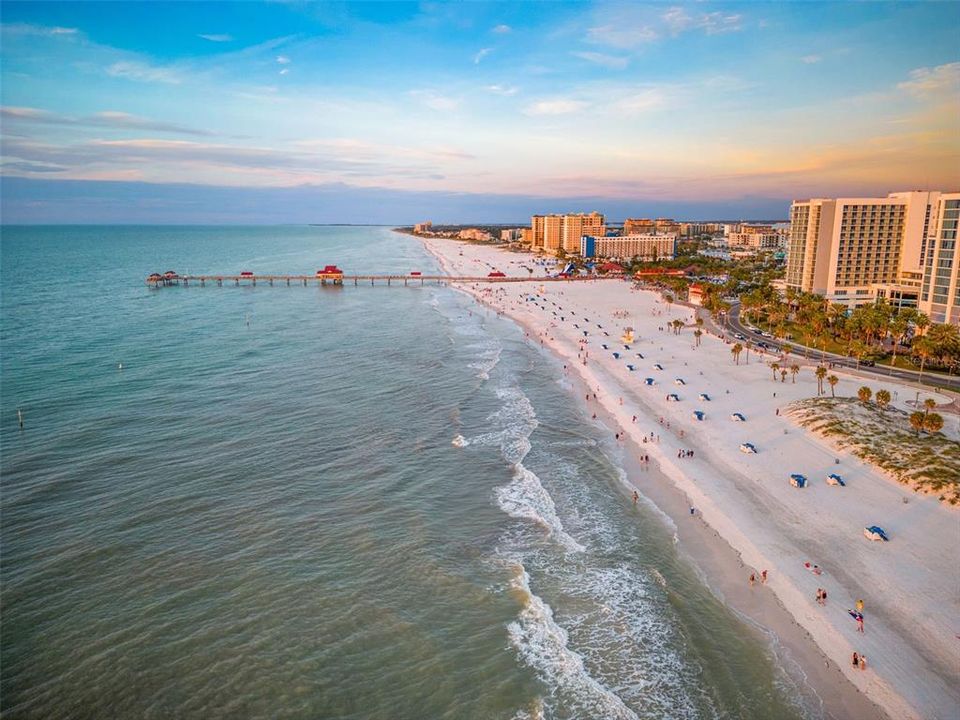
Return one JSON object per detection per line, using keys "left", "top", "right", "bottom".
{"left": 856, "top": 614, "right": 864, "bottom": 633}
{"left": 632, "top": 491, "right": 639, "bottom": 504}
{"left": 852, "top": 652, "right": 859, "bottom": 668}
{"left": 749, "top": 573, "right": 756, "bottom": 587}
{"left": 858, "top": 655, "right": 866, "bottom": 670}
{"left": 761, "top": 570, "right": 767, "bottom": 584}
{"left": 856, "top": 598, "right": 864, "bottom": 613}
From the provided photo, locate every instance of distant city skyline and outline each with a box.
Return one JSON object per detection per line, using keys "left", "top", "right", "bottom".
{"left": 1, "top": 1, "right": 958, "bottom": 223}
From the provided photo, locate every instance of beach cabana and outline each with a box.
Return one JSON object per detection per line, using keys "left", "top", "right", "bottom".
{"left": 864, "top": 526, "right": 889, "bottom": 541}
{"left": 739, "top": 442, "right": 757, "bottom": 454}
{"left": 674, "top": 378, "right": 686, "bottom": 386}
{"left": 636, "top": 353, "right": 644, "bottom": 359}
{"left": 666, "top": 393, "right": 680, "bottom": 402}
{"left": 653, "top": 363, "right": 664, "bottom": 370}
{"left": 613, "top": 352, "right": 620, "bottom": 359}
{"left": 790, "top": 474, "right": 807, "bottom": 488}
{"left": 626, "top": 364, "right": 635, "bottom": 371}
{"left": 827, "top": 473, "right": 846, "bottom": 487}
{"left": 693, "top": 410, "right": 705, "bottom": 421}
{"left": 602, "top": 344, "right": 609, "bottom": 350}
{"left": 643, "top": 377, "right": 655, "bottom": 386}
{"left": 730, "top": 413, "right": 746, "bottom": 422}
{"left": 699, "top": 393, "right": 711, "bottom": 402}
{"left": 147, "top": 272, "right": 163, "bottom": 283}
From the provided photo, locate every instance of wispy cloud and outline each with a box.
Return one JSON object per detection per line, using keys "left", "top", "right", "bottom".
{"left": 276, "top": 55, "right": 291, "bottom": 64}
{"left": 198, "top": 33, "right": 233, "bottom": 42}
{"left": 2, "top": 23, "right": 79, "bottom": 37}
{"left": 523, "top": 99, "right": 586, "bottom": 116}
{"left": 473, "top": 47, "right": 492, "bottom": 64}
{"left": 801, "top": 54, "right": 821, "bottom": 64}
{"left": 279, "top": 68, "right": 290, "bottom": 76}
{"left": 897, "top": 62, "right": 960, "bottom": 99}
{"left": 484, "top": 84, "right": 519, "bottom": 96}
{"left": 1, "top": 106, "right": 214, "bottom": 136}
{"left": 106, "top": 61, "right": 181, "bottom": 84}
{"left": 585, "top": 24, "right": 657, "bottom": 49}
{"left": 613, "top": 88, "right": 666, "bottom": 114}
{"left": 572, "top": 51, "right": 628, "bottom": 70}
{"left": 492, "top": 24, "right": 511, "bottom": 34}
{"left": 410, "top": 90, "right": 460, "bottom": 112}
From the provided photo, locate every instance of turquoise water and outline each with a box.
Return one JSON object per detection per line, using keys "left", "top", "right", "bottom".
{"left": 2, "top": 226, "right": 812, "bottom": 719}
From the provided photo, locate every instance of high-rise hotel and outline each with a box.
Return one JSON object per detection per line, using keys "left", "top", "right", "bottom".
{"left": 787, "top": 191, "right": 960, "bottom": 324}
{"left": 529, "top": 212, "right": 605, "bottom": 254}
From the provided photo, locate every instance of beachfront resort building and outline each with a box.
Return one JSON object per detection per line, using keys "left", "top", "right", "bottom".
{"left": 580, "top": 234, "right": 677, "bottom": 260}
{"left": 458, "top": 228, "right": 493, "bottom": 241}
{"left": 623, "top": 218, "right": 681, "bottom": 237}
{"left": 414, "top": 221, "right": 433, "bottom": 234}
{"left": 786, "top": 190, "right": 950, "bottom": 311}
{"left": 530, "top": 212, "right": 605, "bottom": 254}
{"left": 727, "top": 225, "right": 786, "bottom": 250}
{"left": 918, "top": 193, "right": 960, "bottom": 324}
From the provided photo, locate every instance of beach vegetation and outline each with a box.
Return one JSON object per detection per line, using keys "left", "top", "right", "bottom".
{"left": 790, "top": 364, "right": 800, "bottom": 383}
{"left": 875, "top": 389, "right": 891, "bottom": 410}
{"left": 787, "top": 397, "right": 960, "bottom": 504}
{"left": 770, "top": 362, "right": 780, "bottom": 381}
{"left": 815, "top": 366, "right": 827, "bottom": 395}
{"left": 731, "top": 342, "right": 743, "bottom": 365}
{"left": 857, "top": 386, "right": 872, "bottom": 404}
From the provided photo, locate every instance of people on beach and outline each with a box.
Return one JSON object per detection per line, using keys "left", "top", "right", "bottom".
{"left": 858, "top": 655, "right": 866, "bottom": 670}
{"left": 856, "top": 599, "right": 864, "bottom": 613}
{"left": 749, "top": 573, "right": 756, "bottom": 587}
{"left": 761, "top": 569, "right": 767, "bottom": 584}
{"left": 632, "top": 491, "right": 639, "bottom": 504}
{"left": 852, "top": 652, "right": 860, "bottom": 668}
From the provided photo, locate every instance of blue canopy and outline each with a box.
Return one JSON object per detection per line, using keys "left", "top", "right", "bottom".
{"left": 644, "top": 378, "right": 655, "bottom": 385}
{"left": 626, "top": 364, "right": 635, "bottom": 371}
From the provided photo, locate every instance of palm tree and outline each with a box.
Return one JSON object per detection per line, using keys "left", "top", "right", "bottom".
{"left": 857, "top": 386, "right": 872, "bottom": 404}
{"left": 888, "top": 317, "right": 909, "bottom": 372}
{"left": 923, "top": 397, "right": 936, "bottom": 420}
{"left": 827, "top": 374, "right": 839, "bottom": 397}
{"left": 815, "top": 366, "right": 827, "bottom": 396}
{"left": 909, "top": 411, "right": 925, "bottom": 435}
{"left": 914, "top": 312, "right": 930, "bottom": 337}
{"left": 923, "top": 412, "right": 944, "bottom": 434}
{"left": 912, "top": 336, "right": 936, "bottom": 384}
{"left": 731, "top": 343, "right": 743, "bottom": 365}
{"left": 780, "top": 369, "right": 788, "bottom": 383}
{"left": 790, "top": 364, "right": 800, "bottom": 383}
{"left": 770, "top": 362, "right": 780, "bottom": 381}
{"left": 848, "top": 340, "right": 869, "bottom": 370}
{"left": 875, "top": 389, "right": 891, "bottom": 410}
{"left": 694, "top": 329, "right": 703, "bottom": 347}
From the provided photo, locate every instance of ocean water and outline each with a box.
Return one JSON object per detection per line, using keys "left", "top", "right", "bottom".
{"left": 2, "top": 226, "right": 813, "bottom": 719}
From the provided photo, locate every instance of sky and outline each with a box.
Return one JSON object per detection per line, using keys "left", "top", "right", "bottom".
{"left": 1, "top": 1, "right": 958, "bottom": 223}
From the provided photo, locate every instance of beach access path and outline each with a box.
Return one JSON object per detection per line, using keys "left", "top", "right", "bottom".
{"left": 417, "top": 235, "right": 960, "bottom": 720}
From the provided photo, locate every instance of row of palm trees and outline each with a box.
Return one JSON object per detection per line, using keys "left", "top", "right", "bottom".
{"left": 732, "top": 285, "right": 960, "bottom": 380}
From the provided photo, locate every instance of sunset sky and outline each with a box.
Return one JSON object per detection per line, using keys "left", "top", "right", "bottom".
{"left": 1, "top": 1, "right": 958, "bottom": 222}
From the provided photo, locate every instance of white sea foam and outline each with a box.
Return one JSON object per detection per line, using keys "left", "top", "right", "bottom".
{"left": 451, "top": 434, "right": 469, "bottom": 448}
{"left": 496, "top": 464, "right": 585, "bottom": 554}
{"left": 507, "top": 566, "right": 639, "bottom": 720}
{"left": 469, "top": 343, "right": 502, "bottom": 380}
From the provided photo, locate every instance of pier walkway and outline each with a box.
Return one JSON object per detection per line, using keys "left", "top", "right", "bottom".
{"left": 147, "top": 274, "right": 622, "bottom": 287}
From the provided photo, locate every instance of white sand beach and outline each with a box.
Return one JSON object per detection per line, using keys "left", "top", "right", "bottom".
{"left": 419, "top": 234, "right": 960, "bottom": 720}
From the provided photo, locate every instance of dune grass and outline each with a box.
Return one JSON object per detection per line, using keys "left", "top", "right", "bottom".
{"left": 786, "top": 397, "right": 960, "bottom": 505}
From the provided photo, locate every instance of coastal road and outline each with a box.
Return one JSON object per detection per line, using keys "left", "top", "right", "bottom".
{"left": 718, "top": 301, "right": 960, "bottom": 391}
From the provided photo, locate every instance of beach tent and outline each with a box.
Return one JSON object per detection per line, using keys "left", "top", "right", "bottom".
{"left": 826, "top": 473, "right": 846, "bottom": 487}
{"left": 644, "top": 378, "right": 655, "bottom": 386}
{"left": 790, "top": 474, "right": 807, "bottom": 488}
{"left": 693, "top": 410, "right": 705, "bottom": 421}
{"left": 739, "top": 442, "right": 757, "bottom": 453}
{"left": 613, "top": 352, "right": 620, "bottom": 359}
{"left": 666, "top": 393, "right": 680, "bottom": 402}
{"left": 627, "top": 364, "right": 635, "bottom": 371}
{"left": 699, "top": 393, "right": 711, "bottom": 402}
{"left": 675, "top": 378, "right": 686, "bottom": 386}
{"left": 864, "top": 526, "right": 889, "bottom": 541}
{"left": 730, "top": 413, "right": 746, "bottom": 422}
{"left": 636, "top": 353, "right": 644, "bottom": 359}
{"left": 602, "top": 344, "right": 609, "bottom": 350}
{"left": 653, "top": 363, "right": 664, "bottom": 370}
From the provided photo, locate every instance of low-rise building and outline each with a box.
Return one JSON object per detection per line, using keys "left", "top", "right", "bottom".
{"left": 459, "top": 228, "right": 493, "bottom": 241}
{"left": 414, "top": 221, "right": 433, "bottom": 234}
{"left": 581, "top": 234, "right": 676, "bottom": 260}
{"left": 500, "top": 228, "right": 524, "bottom": 242}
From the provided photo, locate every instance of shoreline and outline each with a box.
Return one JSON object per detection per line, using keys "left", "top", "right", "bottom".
{"left": 413, "top": 233, "right": 959, "bottom": 720}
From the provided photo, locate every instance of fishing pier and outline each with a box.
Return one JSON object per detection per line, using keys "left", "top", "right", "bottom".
{"left": 146, "top": 269, "right": 619, "bottom": 288}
